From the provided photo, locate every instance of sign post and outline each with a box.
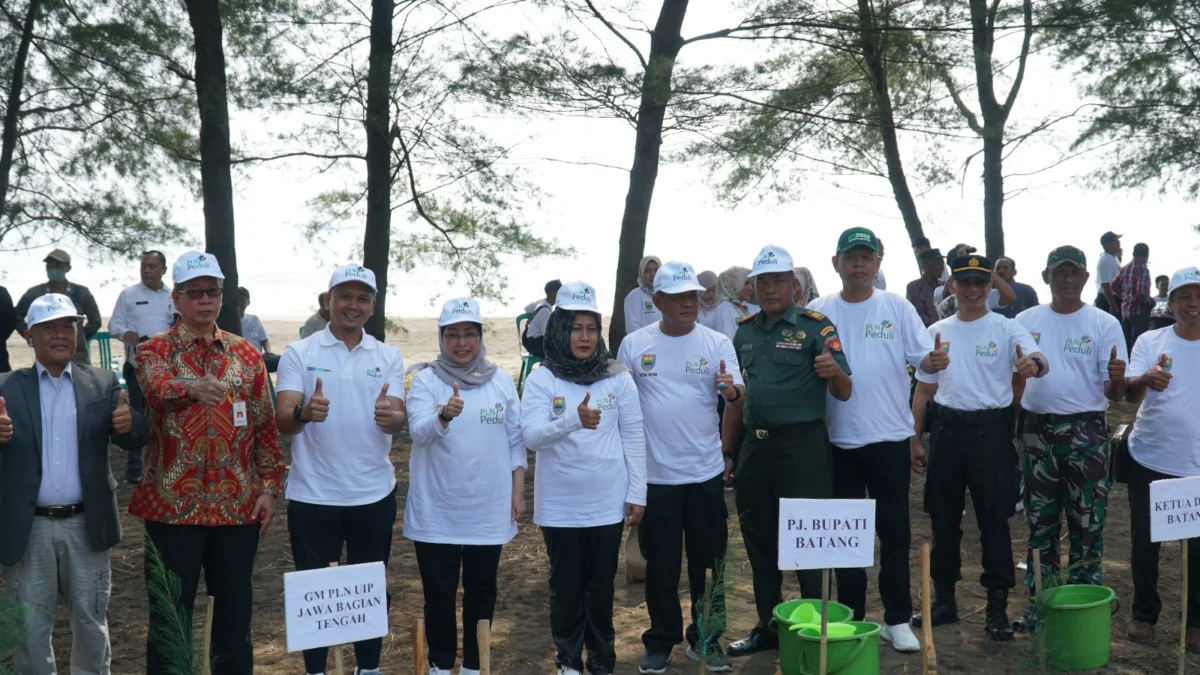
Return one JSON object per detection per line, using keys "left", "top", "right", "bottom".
{"left": 779, "top": 498, "right": 876, "bottom": 675}
{"left": 412, "top": 618, "right": 426, "bottom": 673}
{"left": 1148, "top": 476, "right": 1200, "bottom": 675}
{"left": 284, "top": 561, "right": 390, "bottom": 672}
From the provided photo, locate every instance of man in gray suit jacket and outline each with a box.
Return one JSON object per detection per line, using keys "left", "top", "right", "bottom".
{"left": 0, "top": 294, "right": 146, "bottom": 675}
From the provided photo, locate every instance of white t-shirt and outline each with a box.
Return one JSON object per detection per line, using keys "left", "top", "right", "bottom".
{"left": 624, "top": 288, "right": 662, "bottom": 334}
{"left": 616, "top": 323, "right": 743, "bottom": 484}
{"left": 520, "top": 366, "right": 647, "bottom": 527}
{"left": 703, "top": 301, "right": 745, "bottom": 340}
{"left": 1016, "top": 304, "right": 1125, "bottom": 414}
{"left": 916, "top": 312, "right": 1040, "bottom": 410}
{"left": 933, "top": 286, "right": 1007, "bottom": 308}
{"left": 276, "top": 327, "right": 406, "bottom": 505}
{"left": 241, "top": 314, "right": 269, "bottom": 351}
{"left": 1096, "top": 252, "right": 1121, "bottom": 292}
{"left": 873, "top": 271, "right": 887, "bottom": 291}
{"left": 403, "top": 367, "right": 526, "bottom": 545}
{"left": 808, "top": 290, "right": 932, "bottom": 447}
{"left": 1128, "top": 327, "right": 1200, "bottom": 476}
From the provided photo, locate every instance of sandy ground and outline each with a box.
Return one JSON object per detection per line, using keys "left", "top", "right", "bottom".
{"left": 3, "top": 321, "right": 1198, "bottom": 674}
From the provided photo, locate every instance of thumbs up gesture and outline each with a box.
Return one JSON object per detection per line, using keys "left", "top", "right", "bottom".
{"left": 577, "top": 392, "right": 601, "bottom": 430}
{"left": 715, "top": 359, "right": 737, "bottom": 401}
{"left": 1107, "top": 345, "right": 1127, "bottom": 383}
{"left": 1014, "top": 344, "right": 1039, "bottom": 378}
{"left": 927, "top": 332, "right": 950, "bottom": 373}
{"left": 373, "top": 383, "right": 395, "bottom": 429}
{"left": 188, "top": 363, "right": 226, "bottom": 407}
{"left": 441, "top": 382, "right": 465, "bottom": 422}
{"left": 0, "top": 396, "right": 12, "bottom": 444}
{"left": 303, "top": 377, "right": 330, "bottom": 423}
{"left": 1147, "top": 353, "right": 1172, "bottom": 392}
{"left": 814, "top": 339, "right": 842, "bottom": 380}
{"left": 112, "top": 389, "right": 133, "bottom": 434}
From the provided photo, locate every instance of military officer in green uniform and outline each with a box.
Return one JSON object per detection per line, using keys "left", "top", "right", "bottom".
{"left": 722, "top": 244, "right": 853, "bottom": 657}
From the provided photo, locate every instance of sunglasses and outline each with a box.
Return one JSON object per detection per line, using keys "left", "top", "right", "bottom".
{"left": 180, "top": 288, "right": 223, "bottom": 300}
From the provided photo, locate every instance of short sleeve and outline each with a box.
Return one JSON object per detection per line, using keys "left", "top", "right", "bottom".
{"left": 616, "top": 334, "right": 635, "bottom": 373}
{"left": 900, "top": 298, "right": 934, "bottom": 369}
{"left": 385, "top": 348, "right": 405, "bottom": 397}
{"left": 1130, "top": 331, "right": 1154, "bottom": 376}
{"left": 276, "top": 345, "right": 304, "bottom": 393}
{"left": 1007, "top": 320, "right": 1040, "bottom": 360}
{"left": 915, "top": 324, "right": 940, "bottom": 384}
{"left": 717, "top": 335, "right": 744, "bottom": 386}
{"left": 813, "top": 318, "right": 851, "bottom": 375}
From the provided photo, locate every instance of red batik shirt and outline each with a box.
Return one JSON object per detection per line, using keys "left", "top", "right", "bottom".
{"left": 129, "top": 321, "right": 284, "bottom": 526}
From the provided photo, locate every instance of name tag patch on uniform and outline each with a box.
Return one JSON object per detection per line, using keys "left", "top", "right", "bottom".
{"left": 775, "top": 341, "right": 803, "bottom": 351}
{"left": 821, "top": 326, "right": 835, "bottom": 336}
{"left": 552, "top": 397, "right": 566, "bottom": 415}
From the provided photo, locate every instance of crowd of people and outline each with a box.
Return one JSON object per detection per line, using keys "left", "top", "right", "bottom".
{"left": 0, "top": 228, "right": 1197, "bottom": 675}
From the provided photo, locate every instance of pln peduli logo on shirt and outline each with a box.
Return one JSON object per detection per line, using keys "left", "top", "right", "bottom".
{"left": 366, "top": 367, "right": 384, "bottom": 379}
{"left": 480, "top": 402, "right": 505, "bottom": 424}
{"left": 975, "top": 341, "right": 999, "bottom": 357}
{"left": 864, "top": 319, "right": 895, "bottom": 340}
{"left": 552, "top": 396, "right": 566, "bottom": 415}
{"left": 306, "top": 366, "right": 332, "bottom": 372}
{"left": 597, "top": 393, "right": 618, "bottom": 411}
{"left": 685, "top": 358, "right": 711, "bottom": 375}
{"left": 641, "top": 354, "right": 656, "bottom": 371}
{"left": 1064, "top": 335, "right": 1093, "bottom": 355}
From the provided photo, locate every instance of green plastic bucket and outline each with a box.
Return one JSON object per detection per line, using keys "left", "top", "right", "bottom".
{"left": 1041, "top": 585, "right": 1119, "bottom": 671}
{"left": 795, "top": 622, "right": 882, "bottom": 675}
{"left": 771, "top": 600, "right": 855, "bottom": 675}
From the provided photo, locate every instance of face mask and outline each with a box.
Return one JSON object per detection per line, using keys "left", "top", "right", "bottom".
{"left": 47, "top": 269, "right": 66, "bottom": 283}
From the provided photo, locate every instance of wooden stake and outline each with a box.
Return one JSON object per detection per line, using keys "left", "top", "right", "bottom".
{"left": 919, "top": 543, "right": 937, "bottom": 675}
{"left": 820, "top": 569, "right": 830, "bottom": 675}
{"left": 1182, "top": 541, "right": 1189, "bottom": 675}
{"left": 412, "top": 618, "right": 426, "bottom": 674}
{"left": 477, "top": 619, "right": 491, "bottom": 675}
{"left": 1033, "top": 549, "right": 1045, "bottom": 674}
{"left": 330, "top": 562, "right": 344, "bottom": 675}
{"left": 201, "top": 596, "right": 215, "bottom": 675}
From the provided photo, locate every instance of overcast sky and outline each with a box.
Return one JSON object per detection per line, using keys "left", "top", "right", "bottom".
{"left": 1, "top": 1, "right": 1195, "bottom": 320}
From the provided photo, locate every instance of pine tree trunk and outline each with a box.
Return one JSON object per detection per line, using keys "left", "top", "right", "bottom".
{"left": 609, "top": 0, "right": 689, "bottom": 353}
{"left": 0, "top": 0, "right": 40, "bottom": 227}
{"left": 982, "top": 131, "right": 1004, "bottom": 260}
{"left": 185, "top": 0, "right": 240, "bottom": 335}
{"left": 362, "top": 0, "right": 394, "bottom": 341}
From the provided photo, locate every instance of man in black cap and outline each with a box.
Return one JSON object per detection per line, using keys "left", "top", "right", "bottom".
{"left": 1095, "top": 232, "right": 1123, "bottom": 318}
{"left": 910, "top": 253, "right": 1049, "bottom": 641}
{"left": 15, "top": 249, "right": 101, "bottom": 365}
{"left": 1113, "top": 242, "right": 1155, "bottom": 349}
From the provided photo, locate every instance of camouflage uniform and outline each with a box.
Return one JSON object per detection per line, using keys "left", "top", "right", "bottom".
{"left": 1019, "top": 412, "right": 1110, "bottom": 588}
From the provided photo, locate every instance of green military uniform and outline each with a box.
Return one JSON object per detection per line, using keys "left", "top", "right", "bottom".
{"left": 733, "top": 302, "right": 851, "bottom": 629}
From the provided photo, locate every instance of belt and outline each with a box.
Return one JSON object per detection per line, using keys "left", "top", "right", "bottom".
{"left": 1024, "top": 410, "right": 1106, "bottom": 426}
{"left": 34, "top": 503, "right": 84, "bottom": 519}
{"left": 935, "top": 405, "right": 1008, "bottom": 425}
{"left": 748, "top": 422, "right": 818, "bottom": 440}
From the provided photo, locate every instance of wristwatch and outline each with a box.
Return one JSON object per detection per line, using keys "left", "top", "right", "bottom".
{"left": 293, "top": 404, "right": 309, "bottom": 424}
{"left": 1031, "top": 356, "right": 1045, "bottom": 376}
{"left": 438, "top": 411, "right": 452, "bottom": 424}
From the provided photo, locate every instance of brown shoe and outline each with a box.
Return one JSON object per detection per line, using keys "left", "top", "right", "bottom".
{"left": 1187, "top": 627, "right": 1200, "bottom": 654}
{"left": 1127, "top": 620, "right": 1154, "bottom": 645}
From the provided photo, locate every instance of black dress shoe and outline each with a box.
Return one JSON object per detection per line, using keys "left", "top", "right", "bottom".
{"left": 985, "top": 588, "right": 1014, "bottom": 642}
{"left": 911, "top": 582, "right": 959, "bottom": 628}
{"left": 728, "top": 629, "right": 778, "bottom": 657}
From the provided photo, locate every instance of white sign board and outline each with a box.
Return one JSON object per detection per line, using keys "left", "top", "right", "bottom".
{"left": 285, "top": 562, "right": 389, "bottom": 652}
{"left": 778, "top": 498, "right": 875, "bottom": 570}
{"left": 1150, "top": 476, "right": 1200, "bottom": 543}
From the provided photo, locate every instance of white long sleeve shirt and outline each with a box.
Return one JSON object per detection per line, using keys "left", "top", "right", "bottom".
{"left": 521, "top": 366, "right": 646, "bottom": 528}
{"left": 108, "top": 282, "right": 175, "bottom": 361}
{"left": 624, "top": 288, "right": 661, "bottom": 335}
{"left": 403, "top": 367, "right": 526, "bottom": 545}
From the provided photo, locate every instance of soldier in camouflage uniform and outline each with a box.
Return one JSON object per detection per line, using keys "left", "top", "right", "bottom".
{"left": 1013, "top": 246, "right": 1127, "bottom": 631}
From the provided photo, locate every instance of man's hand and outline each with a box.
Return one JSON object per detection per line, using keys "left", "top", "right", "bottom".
{"left": 112, "top": 390, "right": 133, "bottom": 434}
{"left": 251, "top": 494, "right": 276, "bottom": 535}
{"left": 723, "top": 456, "right": 735, "bottom": 487}
{"left": 122, "top": 330, "right": 139, "bottom": 349}
{"left": 716, "top": 360, "right": 737, "bottom": 401}
{"left": 1107, "top": 346, "right": 1127, "bottom": 383}
{"left": 814, "top": 339, "right": 843, "bottom": 380}
{"left": 1014, "top": 345, "right": 1039, "bottom": 379}
{"left": 303, "top": 377, "right": 330, "bottom": 422}
{"left": 1147, "top": 353, "right": 1172, "bottom": 392}
{"left": 441, "top": 382, "right": 464, "bottom": 424}
{"left": 625, "top": 503, "right": 645, "bottom": 526}
{"left": 0, "top": 397, "right": 12, "bottom": 444}
{"left": 910, "top": 438, "right": 927, "bottom": 475}
{"left": 188, "top": 368, "right": 226, "bottom": 407}
{"left": 512, "top": 489, "right": 526, "bottom": 523}
{"left": 373, "top": 383, "right": 394, "bottom": 429}
{"left": 927, "top": 332, "right": 950, "bottom": 373}
{"left": 578, "top": 392, "right": 601, "bottom": 430}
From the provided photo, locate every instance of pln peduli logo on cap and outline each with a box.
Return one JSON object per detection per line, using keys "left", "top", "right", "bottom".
{"left": 1168, "top": 266, "right": 1200, "bottom": 296}
{"left": 555, "top": 281, "right": 599, "bottom": 312}
{"left": 748, "top": 245, "right": 794, "bottom": 278}
{"left": 654, "top": 261, "right": 706, "bottom": 294}
{"left": 25, "top": 293, "right": 86, "bottom": 329}
{"left": 328, "top": 263, "right": 378, "bottom": 293}
{"left": 438, "top": 296, "right": 483, "bottom": 327}
{"left": 173, "top": 250, "right": 226, "bottom": 286}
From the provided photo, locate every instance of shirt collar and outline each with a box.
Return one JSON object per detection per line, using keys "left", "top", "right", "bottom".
{"left": 317, "top": 325, "right": 376, "bottom": 351}
{"left": 755, "top": 302, "right": 801, "bottom": 326}
{"left": 139, "top": 281, "right": 167, "bottom": 293}
{"left": 36, "top": 361, "right": 73, "bottom": 381}
{"left": 174, "top": 321, "right": 226, "bottom": 349}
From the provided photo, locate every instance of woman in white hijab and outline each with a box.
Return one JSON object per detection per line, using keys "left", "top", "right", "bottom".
{"left": 794, "top": 267, "right": 821, "bottom": 306}
{"left": 623, "top": 256, "right": 662, "bottom": 335}
{"left": 404, "top": 297, "right": 527, "bottom": 675}
{"left": 697, "top": 270, "right": 721, "bottom": 330}
{"left": 706, "top": 266, "right": 755, "bottom": 339}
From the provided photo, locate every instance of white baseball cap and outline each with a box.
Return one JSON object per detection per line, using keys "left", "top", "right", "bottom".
{"left": 747, "top": 245, "right": 794, "bottom": 278}
{"left": 438, "top": 297, "right": 483, "bottom": 327}
{"left": 26, "top": 293, "right": 85, "bottom": 329}
{"left": 555, "top": 281, "right": 599, "bottom": 312}
{"left": 172, "top": 250, "right": 225, "bottom": 286}
{"left": 328, "top": 263, "right": 378, "bottom": 292}
{"left": 1168, "top": 266, "right": 1200, "bottom": 295}
{"left": 653, "top": 261, "right": 706, "bottom": 295}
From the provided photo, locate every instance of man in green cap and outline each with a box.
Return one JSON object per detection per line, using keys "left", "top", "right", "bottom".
{"left": 1011, "top": 245, "right": 1126, "bottom": 632}
{"left": 723, "top": 243, "right": 852, "bottom": 657}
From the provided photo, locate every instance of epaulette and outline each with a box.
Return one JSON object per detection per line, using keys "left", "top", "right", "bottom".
{"left": 736, "top": 312, "right": 758, "bottom": 325}
{"left": 803, "top": 309, "right": 827, "bottom": 321}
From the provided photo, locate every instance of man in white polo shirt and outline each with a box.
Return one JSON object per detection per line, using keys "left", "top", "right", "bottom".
{"left": 1011, "top": 245, "right": 1126, "bottom": 632}
{"left": 807, "top": 227, "right": 945, "bottom": 653}
{"left": 617, "top": 261, "right": 743, "bottom": 674}
{"left": 275, "top": 264, "right": 407, "bottom": 675}
{"left": 911, "top": 254, "right": 1048, "bottom": 642}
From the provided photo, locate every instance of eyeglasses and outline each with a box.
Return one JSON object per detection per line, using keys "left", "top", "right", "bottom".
{"left": 444, "top": 331, "right": 481, "bottom": 343}
{"left": 179, "top": 288, "right": 223, "bottom": 301}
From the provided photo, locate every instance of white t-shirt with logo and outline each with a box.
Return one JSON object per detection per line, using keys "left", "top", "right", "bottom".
{"left": 916, "top": 312, "right": 1039, "bottom": 410}
{"left": 403, "top": 367, "right": 526, "bottom": 545}
{"left": 808, "top": 290, "right": 932, "bottom": 448}
{"left": 521, "top": 366, "right": 647, "bottom": 528}
{"left": 616, "top": 323, "right": 743, "bottom": 484}
{"left": 624, "top": 288, "right": 662, "bottom": 334}
{"left": 1016, "top": 304, "right": 1125, "bottom": 414}
{"left": 1128, "top": 327, "right": 1200, "bottom": 477}
{"left": 276, "top": 327, "right": 406, "bottom": 505}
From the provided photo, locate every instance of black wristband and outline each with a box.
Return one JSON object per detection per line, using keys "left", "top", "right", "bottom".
{"left": 1032, "top": 356, "right": 1045, "bottom": 376}
{"left": 727, "top": 385, "right": 742, "bottom": 402}
{"left": 438, "top": 411, "right": 452, "bottom": 423}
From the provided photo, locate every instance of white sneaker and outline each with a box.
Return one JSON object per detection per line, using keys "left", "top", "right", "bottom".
{"left": 460, "top": 669, "right": 481, "bottom": 675}
{"left": 557, "top": 667, "right": 583, "bottom": 675}
{"left": 430, "top": 668, "right": 452, "bottom": 675}
{"left": 881, "top": 622, "right": 921, "bottom": 653}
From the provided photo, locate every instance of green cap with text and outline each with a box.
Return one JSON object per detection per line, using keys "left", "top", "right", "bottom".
{"left": 836, "top": 226, "right": 880, "bottom": 253}
{"left": 1046, "top": 245, "right": 1087, "bottom": 270}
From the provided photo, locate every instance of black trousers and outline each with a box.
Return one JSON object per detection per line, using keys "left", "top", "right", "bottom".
{"left": 1127, "top": 457, "right": 1200, "bottom": 627}
{"left": 287, "top": 488, "right": 398, "bottom": 673}
{"left": 640, "top": 474, "right": 729, "bottom": 655}
{"left": 543, "top": 522, "right": 624, "bottom": 674}
{"left": 833, "top": 440, "right": 913, "bottom": 625}
{"left": 925, "top": 412, "right": 1019, "bottom": 590}
{"left": 1095, "top": 292, "right": 1120, "bottom": 319}
{"left": 144, "top": 521, "right": 260, "bottom": 675}
{"left": 1122, "top": 312, "right": 1150, "bottom": 353}
{"left": 122, "top": 362, "right": 145, "bottom": 481}
{"left": 413, "top": 542, "right": 502, "bottom": 671}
